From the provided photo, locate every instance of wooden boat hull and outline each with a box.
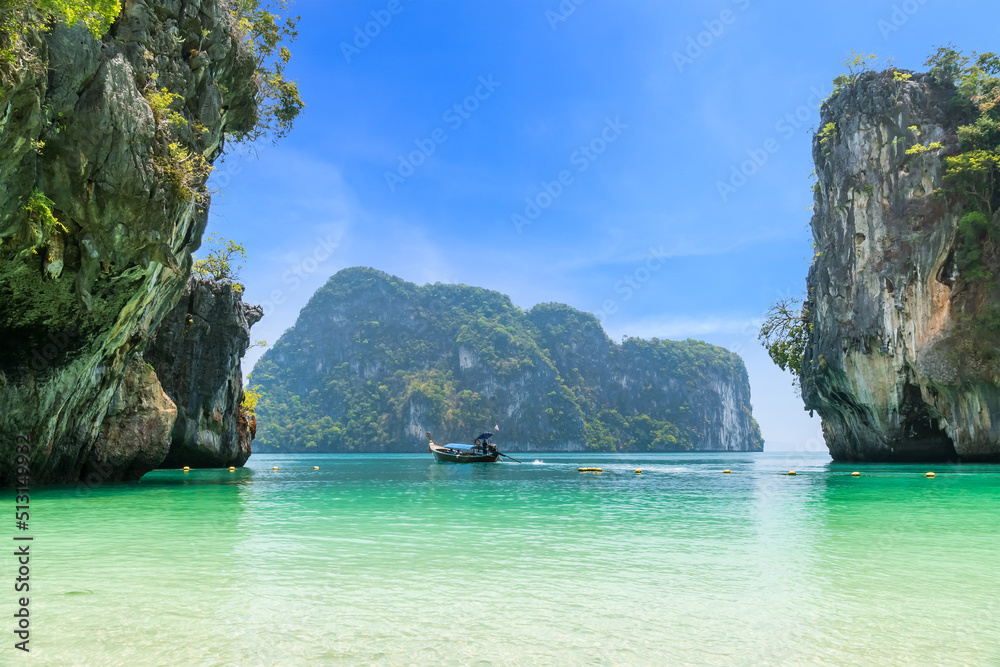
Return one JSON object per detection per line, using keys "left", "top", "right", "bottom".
{"left": 429, "top": 443, "right": 499, "bottom": 463}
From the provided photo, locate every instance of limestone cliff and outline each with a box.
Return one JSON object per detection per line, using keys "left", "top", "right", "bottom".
{"left": 146, "top": 277, "right": 262, "bottom": 468}
{"left": 529, "top": 304, "right": 761, "bottom": 452}
{"left": 802, "top": 69, "right": 1000, "bottom": 462}
{"left": 252, "top": 267, "right": 763, "bottom": 453}
{"left": 0, "top": 2, "right": 260, "bottom": 484}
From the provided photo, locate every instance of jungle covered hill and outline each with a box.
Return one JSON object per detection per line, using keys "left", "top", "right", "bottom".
{"left": 251, "top": 267, "right": 763, "bottom": 453}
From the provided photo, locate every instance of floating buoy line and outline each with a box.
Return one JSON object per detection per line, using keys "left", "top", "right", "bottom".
{"left": 175, "top": 465, "right": 952, "bottom": 478}
{"left": 177, "top": 466, "right": 322, "bottom": 471}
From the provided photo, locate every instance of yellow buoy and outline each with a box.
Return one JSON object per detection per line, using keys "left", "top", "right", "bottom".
{"left": 182, "top": 466, "right": 190, "bottom": 471}
{"left": 272, "top": 466, "right": 279, "bottom": 470}
{"left": 229, "top": 466, "right": 236, "bottom": 471}
{"left": 787, "top": 471, "right": 796, "bottom": 476}
{"left": 578, "top": 467, "right": 602, "bottom": 472}
{"left": 314, "top": 466, "right": 319, "bottom": 470}
{"left": 635, "top": 469, "right": 642, "bottom": 474}
{"left": 926, "top": 472, "right": 936, "bottom": 478}
{"left": 723, "top": 469, "right": 731, "bottom": 474}
{"left": 852, "top": 471, "right": 860, "bottom": 476}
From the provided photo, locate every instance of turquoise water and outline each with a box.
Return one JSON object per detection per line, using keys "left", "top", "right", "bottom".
{"left": 4, "top": 452, "right": 1000, "bottom": 665}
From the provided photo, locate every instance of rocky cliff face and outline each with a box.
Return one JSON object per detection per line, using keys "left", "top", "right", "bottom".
{"left": 147, "top": 277, "right": 262, "bottom": 468}
{"left": 802, "top": 70, "right": 1000, "bottom": 462}
{"left": 253, "top": 267, "right": 763, "bottom": 453}
{"left": 529, "top": 304, "right": 761, "bottom": 452}
{"left": 0, "top": 2, "right": 259, "bottom": 484}
{"left": 91, "top": 356, "right": 177, "bottom": 481}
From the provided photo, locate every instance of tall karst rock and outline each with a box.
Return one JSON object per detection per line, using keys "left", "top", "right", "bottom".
{"left": 0, "top": 2, "right": 265, "bottom": 484}
{"left": 802, "top": 67, "right": 1000, "bottom": 462}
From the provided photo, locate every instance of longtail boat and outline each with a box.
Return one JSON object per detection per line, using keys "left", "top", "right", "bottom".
{"left": 426, "top": 431, "right": 509, "bottom": 463}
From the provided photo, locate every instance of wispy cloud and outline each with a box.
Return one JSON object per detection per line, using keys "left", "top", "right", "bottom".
{"left": 500, "top": 223, "right": 803, "bottom": 277}
{"left": 601, "top": 314, "right": 760, "bottom": 342}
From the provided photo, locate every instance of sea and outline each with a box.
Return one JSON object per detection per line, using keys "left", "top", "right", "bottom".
{"left": 4, "top": 451, "right": 999, "bottom": 665}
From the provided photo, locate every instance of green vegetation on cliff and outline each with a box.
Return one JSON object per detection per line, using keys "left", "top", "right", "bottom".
{"left": 764, "top": 47, "right": 1000, "bottom": 382}
{"left": 0, "top": 0, "right": 300, "bottom": 377}
{"left": 0, "top": 0, "right": 294, "bottom": 483}
{"left": 0, "top": 1, "right": 120, "bottom": 48}
{"left": 919, "top": 47, "right": 1000, "bottom": 361}
{"left": 759, "top": 296, "right": 810, "bottom": 387}
{"left": 228, "top": 0, "right": 304, "bottom": 143}
{"left": 192, "top": 233, "right": 247, "bottom": 292}
{"left": 0, "top": 0, "right": 301, "bottom": 145}
{"left": 252, "top": 268, "right": 763, "bottom": 453}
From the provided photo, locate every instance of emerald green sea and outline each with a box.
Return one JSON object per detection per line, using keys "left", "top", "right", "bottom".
{"left": 4, "top": 452, "right": 999, "bottom": 665}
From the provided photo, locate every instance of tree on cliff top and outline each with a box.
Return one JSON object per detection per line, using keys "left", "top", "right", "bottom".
{"left": 926, "top": 47, "right": 1000, "bottom": 216}
{"left": 228, "top": 0, "right": 304, "bottom": 144}
{"left": 192, "top": 233, "right": 246, "bottom": 291}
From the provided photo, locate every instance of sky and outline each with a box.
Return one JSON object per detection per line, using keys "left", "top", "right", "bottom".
{"left": 206, "top": 0, "right": 997, "bottom": 451}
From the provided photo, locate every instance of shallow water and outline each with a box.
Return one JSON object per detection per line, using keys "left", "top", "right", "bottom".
{"left": 4, "top": 452, "right": 999, "bottom": 665}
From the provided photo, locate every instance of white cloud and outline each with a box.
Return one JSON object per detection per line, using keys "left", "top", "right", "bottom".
{"left": 601, "top": 314, "right": 761, "bottom": 341}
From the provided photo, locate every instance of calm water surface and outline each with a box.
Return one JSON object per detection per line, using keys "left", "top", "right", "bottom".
{"left": 4, "top": 451, "right": 999, "bottom": 665}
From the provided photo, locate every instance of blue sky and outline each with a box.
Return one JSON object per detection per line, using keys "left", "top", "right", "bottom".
{"left": 209, "top": 0, "right": 996, "bottom": 450}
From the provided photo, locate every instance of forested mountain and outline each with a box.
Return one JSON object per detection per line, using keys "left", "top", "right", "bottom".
{"left": 252, "top": 268, "right": 763, "bottom": 452}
